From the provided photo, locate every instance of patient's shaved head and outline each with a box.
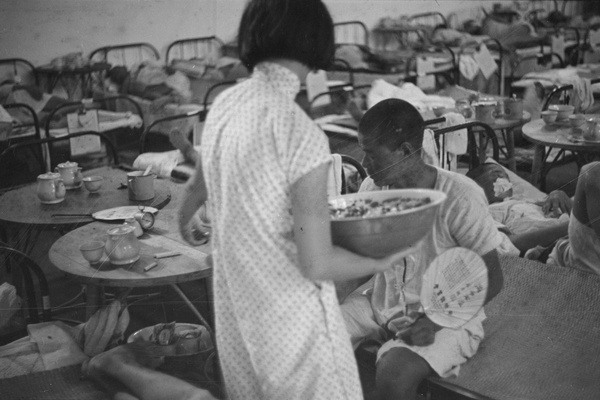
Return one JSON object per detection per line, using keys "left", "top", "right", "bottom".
{"left": 358, "top": 98, "right": 424, "bottom": 150}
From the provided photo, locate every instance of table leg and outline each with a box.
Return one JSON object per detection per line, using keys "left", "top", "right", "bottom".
{"left": 530, "top": 144, "right": 545, "bottom": 188}
{"left": 506, "top": 127, "right": 516, "bottom": 172}
{"left": 170, "top": 283, "right": 213, "bottom": 338}
{"left": 85, "top": 284, "right": 104, "bottom": 319}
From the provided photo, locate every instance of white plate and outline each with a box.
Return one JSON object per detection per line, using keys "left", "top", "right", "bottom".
{"left": 92, "top": 206, "right": 158, "bottom": 221}
{"left": 568, "top": 135, "right": 600, "bottom": 144}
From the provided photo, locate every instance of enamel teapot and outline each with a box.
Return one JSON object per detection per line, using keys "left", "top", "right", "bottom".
{"left": 105, "top": 225, "right": 141, "bottom": 265}
{"left": 36, "top": 172, "right": 66, "bottom": 204}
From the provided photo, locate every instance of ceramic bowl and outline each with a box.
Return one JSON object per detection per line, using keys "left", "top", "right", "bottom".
{"left": 541, "top": 110, "right": 558, "bottom": 124}
{"left": 568, "top": 114, "right": 586, "bottom": 128}
{"left": 79, "top": 241, "right": 105, "bottom": 263}
{"left": 329, "top": 189, "right": 447, "bottom": 259}
{"left": 548, "top": 104, "right": 574, "bottom": 121}
{"left": 83, "top": 176, "right": 103, "bottom": 193}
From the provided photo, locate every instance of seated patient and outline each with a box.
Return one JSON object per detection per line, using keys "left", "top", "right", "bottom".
{"left": 340, "top": 99, "right": 505, "bottom": 400}
{"left": 466, "top": 162, "right": 571, "bottom": 254}
{"left": 547, "top": 161, "right": 600, "bottom": 275}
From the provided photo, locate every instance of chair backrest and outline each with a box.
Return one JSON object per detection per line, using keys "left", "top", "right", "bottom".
{"left": 340, "top": 154, "right": 367, "bottom": 194}
{"left": 433, "top": 120, "right": 500, "bottom": 171}
{"left": 541, "top": 77, "right": 600, "bottom": 111}
{"left": 0, "top": 245, "right": 51, "bottom": 344}
{"left": 166, "top": 36, "right": 225, "bottom": 66}
{"left": 0, "top": 131, "right": 120, "bottom": 179}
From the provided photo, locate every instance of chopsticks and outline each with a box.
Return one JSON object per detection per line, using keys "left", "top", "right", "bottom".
{"left": 51, "top": 213, "right": 93, "bottom": 218}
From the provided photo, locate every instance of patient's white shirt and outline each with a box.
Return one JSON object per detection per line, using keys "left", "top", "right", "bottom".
{"left": 360, "top": 168, "right": 503, "bottom": 326}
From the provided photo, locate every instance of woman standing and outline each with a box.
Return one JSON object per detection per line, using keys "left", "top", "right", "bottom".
{"left": 178, "top": 1, "right": 413, "bottom": 398}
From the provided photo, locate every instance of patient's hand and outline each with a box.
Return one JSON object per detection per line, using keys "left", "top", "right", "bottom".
{"left": 541, "top": 190, "right": 572, "bottom": 218}
{"left": 398, "top": 316, "right": 440, "bottom": 347}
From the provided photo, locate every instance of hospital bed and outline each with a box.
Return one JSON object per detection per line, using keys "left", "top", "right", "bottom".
{"left": 165, "top": 36, "right": 249, "bottom": 108}
{"left": 330, "top": 21, "right": 456, "bottom": 91}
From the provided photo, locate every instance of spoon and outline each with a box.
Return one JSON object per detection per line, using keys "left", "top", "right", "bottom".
{"left": 143, "top": 165, "right": 152, "bottom": 176}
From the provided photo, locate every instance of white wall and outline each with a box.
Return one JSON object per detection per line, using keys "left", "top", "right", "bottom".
{"left": 0, "top": 0, "right": 583, "bottom": 66}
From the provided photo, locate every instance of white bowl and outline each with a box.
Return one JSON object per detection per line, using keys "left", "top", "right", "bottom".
{"left": 79, "top": 241, "right": 105, "bottom": 263}
{"left": 548, "top": 104, "right": 574, "bottom": 121}
{"left": 82, "top": 176, "right": 104, "bottom": 193}
{"left": 329, "top": 189, "right": 447, "bottom": 259}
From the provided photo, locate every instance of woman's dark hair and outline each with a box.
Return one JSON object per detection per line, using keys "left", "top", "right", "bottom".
{"left": 237, "top": 0, "right": 335, "bottom": 71}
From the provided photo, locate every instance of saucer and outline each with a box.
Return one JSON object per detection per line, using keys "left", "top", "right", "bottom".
{"left": 65, "top": 182, "right": 83, "bottom": 190}
{"left": 110, "top": 255, "right": 140, "bottom": 265}
{"left": 40, "top": 197, "right": 65, "bottom": 205}
{"left": 568, "top": 134, "right": 600, "bottom": 144}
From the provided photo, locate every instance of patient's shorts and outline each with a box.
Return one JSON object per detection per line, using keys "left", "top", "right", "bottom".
{"left": 341, "top": 292, "right": 486, "bottom": 378}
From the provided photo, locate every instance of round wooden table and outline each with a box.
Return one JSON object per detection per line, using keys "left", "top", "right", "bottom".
{"left": 0, "top": 166, "right": 172, "bottom": 253}
{"left": 522, "top": 117, "right": 600, "bottom": 188}
{"left": 48, "top": 209, "right": 212, "bottom": 322}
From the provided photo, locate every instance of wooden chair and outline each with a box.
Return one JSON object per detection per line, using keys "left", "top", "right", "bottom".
{"left": 0, "top": 245, "right": 52, "bottom": 345}
{"left": 433, "top": 120, "right": 500, "bottom": 171}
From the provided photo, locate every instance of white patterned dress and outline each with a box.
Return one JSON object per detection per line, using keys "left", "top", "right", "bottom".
{"left": 200, "top": 62, "right": 363, "bottom": 400}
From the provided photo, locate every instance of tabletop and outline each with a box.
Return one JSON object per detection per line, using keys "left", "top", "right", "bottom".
{"left": 0, "top": 166, "right": 172, "bottom": 228}
{"left": 522, "top": 117, "right": 600, "bottom": 152}
{"left": 48, "top": 209, "right": 211, "bottom": 288}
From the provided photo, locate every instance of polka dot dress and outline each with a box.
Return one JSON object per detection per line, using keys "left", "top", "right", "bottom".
{"left": 200, "top": 62, "right": 363, "bottom": 400}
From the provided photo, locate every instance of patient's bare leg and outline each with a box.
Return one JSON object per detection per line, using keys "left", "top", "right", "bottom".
{"left": 169, "top": 129, "right": 199, "bottom": 165}
{"left": 83, "top": 343, "right": 217, "bottom": 400}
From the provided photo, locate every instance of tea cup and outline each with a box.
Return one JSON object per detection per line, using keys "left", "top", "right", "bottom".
{"left": 79, "top": 241, "right": 105, "bottom": 264}
{"left": 541, "top": 110, "right": 558, "bottom": 124}
{"left": 568, "top": 114, "right": 586, "bottom": 129}
{"left": 548, "top": 104, "right": 574, "bottom": 121}
{"left": 83, "top": 176, "right": 104, "bottom": 193}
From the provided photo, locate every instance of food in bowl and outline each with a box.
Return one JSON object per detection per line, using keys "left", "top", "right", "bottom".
{"left": 548, "top": 104, "right": 574, "bottom": 121}
{"left": 128, "top": 322, "right": 213, "bottom": 356}
{"left": 330, "top": 196, "right": 432, "bottom": 219}
{"left": 329, "top": 189, "right": 446, "bottom": 259}
{"left": 541, "top": 110, "right": 558, "bottom": 124}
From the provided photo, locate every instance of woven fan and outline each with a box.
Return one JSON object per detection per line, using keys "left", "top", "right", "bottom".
{"left": 421, "top": 247, "right": 488, "bottom": 329}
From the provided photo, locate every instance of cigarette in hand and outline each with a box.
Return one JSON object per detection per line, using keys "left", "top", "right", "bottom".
{"left": 154, "top": 251, "right": 181, "bottom": 259}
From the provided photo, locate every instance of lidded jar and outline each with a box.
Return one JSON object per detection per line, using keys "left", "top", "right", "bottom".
{"left": 104, "top": 225, "right": 141, "bottom": 265}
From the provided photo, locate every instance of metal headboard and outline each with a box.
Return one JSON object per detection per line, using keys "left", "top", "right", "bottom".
{"left": 166, "top": 36, "right": 225, "bottom": 65}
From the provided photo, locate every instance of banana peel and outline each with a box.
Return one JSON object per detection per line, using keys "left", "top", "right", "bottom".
{"left": 81, "top": 300, "right": 131, "bottom": 357}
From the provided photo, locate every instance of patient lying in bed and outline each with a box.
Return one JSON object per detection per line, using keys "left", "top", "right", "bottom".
{"left": 466, "top": 162, "right": 570, "bottom": 256}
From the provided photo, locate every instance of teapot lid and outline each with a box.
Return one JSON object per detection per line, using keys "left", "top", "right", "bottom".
{"left": 108, "top": 225, "right": 136, "bottom": 235}
{"left": 38, "top": 172, "right": 62, "bottom": 180}
{"left": 57, "top": 161, "right": 78, "bottom": 168}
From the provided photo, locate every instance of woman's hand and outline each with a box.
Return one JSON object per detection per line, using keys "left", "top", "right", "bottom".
{"left": 541, "top": 190, "right": 572, "bottom": 217}
{"left": 375, "top": 240, "right": 423, "bottom": 274}
{"left": 179, "top": 212, "right": 210, "bottom": 246}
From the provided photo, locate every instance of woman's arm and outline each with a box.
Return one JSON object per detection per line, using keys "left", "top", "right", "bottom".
{"left": 291, "top": 163, "right": 416, "bottom": 282}
{"left": 178, "top": 155, "right": 209, "bottom": 245}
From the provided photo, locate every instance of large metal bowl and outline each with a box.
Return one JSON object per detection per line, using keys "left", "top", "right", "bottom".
{"left": 329, "top": 189, "right": 447, "bottom": 259}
